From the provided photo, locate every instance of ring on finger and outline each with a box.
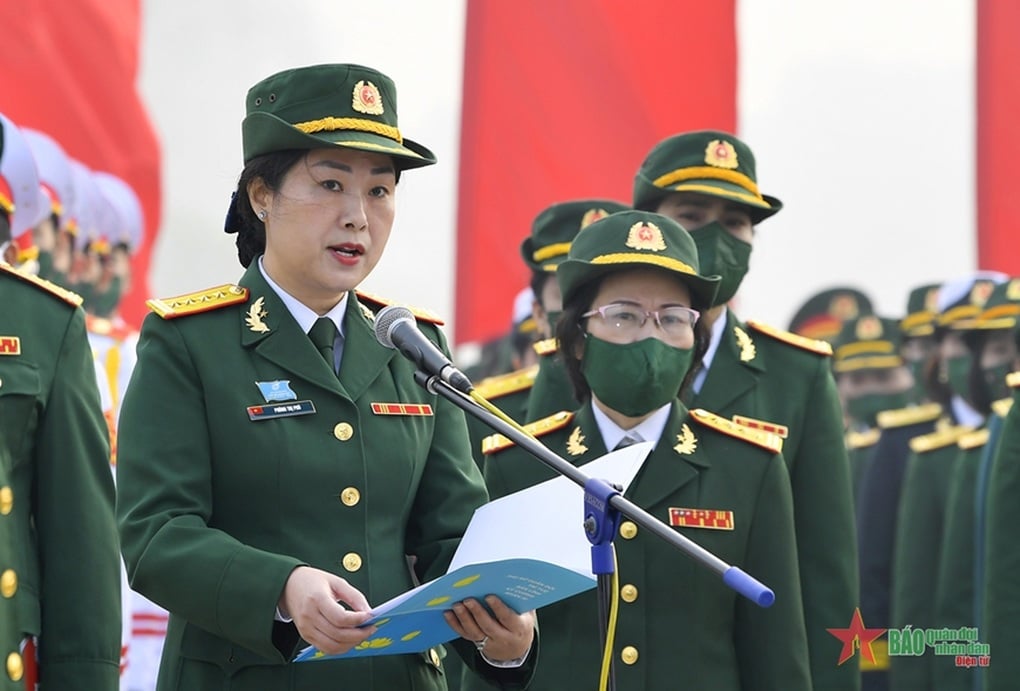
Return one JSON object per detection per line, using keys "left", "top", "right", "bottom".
{"left": 474, "top": 635, "right": 489, "bottom": 651}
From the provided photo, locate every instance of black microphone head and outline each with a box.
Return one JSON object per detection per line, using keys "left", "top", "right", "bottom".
{"left": 374, "top": 304, "right": 416, "bottom": 349}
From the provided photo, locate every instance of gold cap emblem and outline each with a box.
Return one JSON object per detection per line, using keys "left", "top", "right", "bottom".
{"left": 856, "top": 315, "right": 883, "bottom": 340}
{"left": 352, "top": 80, "right": 384, "bottom": 115}
{"left": 625, "top": 221, "right": 667, "bottom": 252}
{"left": 704, "top": 139, "right": 739, "bottom": 169}
{"left": 971, "top": 280, "right": 995, "bottom": 307}
{"left": 830, "top": 295, "right": 860, "bottom": 321}
{"left": 580, "top": 208, "right": 609, "bottom": 229}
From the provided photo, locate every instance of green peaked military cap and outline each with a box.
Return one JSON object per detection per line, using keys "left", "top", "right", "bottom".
{"left": 787, "top": 286, "right": 874, "bottom": 345}
{"left": 557, "top": 209, "right": 720, "bottom": 309}
{"left": 633, "top": 130, "right": 782, "bottom": 223}
{"left": 937, "top": 272, "right": 1008, "bottom": 330}
{"left": 900, "top": 283, "right": 941, "bottom": 337}
{"left": 970, "top": 277, "right": 1020, "bottom": 331}
{"left": 832, "top": 315, "right": 904, "bottom": 374}
{"left": 242, "top": 63, "right": 436, "bottom": 169}
{"left": 521, "top": 199, "right": 630, "bottom": 273}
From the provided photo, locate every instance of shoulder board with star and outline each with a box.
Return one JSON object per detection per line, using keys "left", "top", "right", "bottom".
{"left": 146, "top": 284, "right": 249, "bottom": 319}
{"left": 690, "top": 408, "right": 784, "bottom": 454}
{"left": 746, "top": 319, "right": 833, "bottom": 356}
{"left": 0, "top": 261, "right": 82, "bottom": 306}
{"left": 355, "top": 290, "right": 443, "bottom": 325}
{"left": 909, "top": 425, "right": 975, "bottom": 454}
{"left": 992, "top": 397, "right": 1014, "bottom": 419}
{"left": 533, "top": 338, "right": 558, "bottom": 357}
{"left": 475, "top": 364, "right": 539, "bottom": 400}
{"left": 958, "top": 428, "right": 991, "bottom": 451}
{"left": 482, "top": 411, "right": 574, "bottom": 456}
{"left": 1007, "top": 371, "right": 1020, "bottom": 389}
{"left": 846, "top": 428, "right": 881, "bottom": 450}
{"left": 876, "top": 403, "right": 943, "bottom": 430}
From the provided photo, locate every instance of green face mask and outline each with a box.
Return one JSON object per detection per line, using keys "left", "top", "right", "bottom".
{"left": 847, "top": 391, "right": 910, "bottom": 428}
{"left": 982, "top": 361, "right": 1013, "bottom": 403}
{"left": 691, "top": 221, "right": 752, "bottom": 307}
{"left": 581, "top": 334, "right": 693, "bottom": 417}
{"left": 906, "top": 359, "right": 928, "bottom": 403}
{"left": 88, "top": 276, "right": 122, "bottom": 318}
{"left": 946, "top": 354, "right": 973, "bottom": 400}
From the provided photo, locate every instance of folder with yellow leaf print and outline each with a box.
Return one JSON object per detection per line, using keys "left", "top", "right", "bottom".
{"left": 294, "top": 441, "right": 653, "bottom": 660}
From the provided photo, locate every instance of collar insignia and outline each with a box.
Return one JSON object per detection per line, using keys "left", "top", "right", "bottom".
{"left": 567, "top": 426, "right": 588, "bottom": 456}
{"left": 674, "top": 424, "right": 697, "bottom": 455}
{"left": 734, "top": 325, "right": 756, "bottom": 362}
{"left": 245, "top": 296, "right": 270, "bottom": 333}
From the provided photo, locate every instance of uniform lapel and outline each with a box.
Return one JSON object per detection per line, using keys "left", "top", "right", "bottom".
{"left": 693, "top": 311, "right": 765, "bottom": 412}
{"left": 626, "top": 403, "right": 709, "bottom": 509}
{"left": 238, "top": 264, "right": 345, "bottom": 396}
{"left": 336, "top": 295, "right": 397, "bottom": 401}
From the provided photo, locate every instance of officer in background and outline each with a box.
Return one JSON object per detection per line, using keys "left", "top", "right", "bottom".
{"left": 1, "top": 113, "right": 121, "bottom": 689}
{"left": 788, "top": 285, "right": 875, "bottom": 345}
{"left": 633, "top": 130, "right": 859, "bottom": 691}
{"left": 899, "top": 283, "right": 942, "bottom": 406}
{"left": 831, "top": 315, "right": 914, "bottom": 504}
{"left": 890, "top": 272, "right": 1005, "bottom": 690}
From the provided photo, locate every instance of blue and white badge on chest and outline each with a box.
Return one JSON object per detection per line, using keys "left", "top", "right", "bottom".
{"left": 256, "top": 380, "right": 298, "bottom": 402}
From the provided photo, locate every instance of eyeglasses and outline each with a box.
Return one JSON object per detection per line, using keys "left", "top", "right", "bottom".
{"left": 582, "top": 302, "right": 700, "bottom": 338}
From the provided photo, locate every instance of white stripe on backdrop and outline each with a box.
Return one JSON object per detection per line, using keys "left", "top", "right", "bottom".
{"left": 142, "top": 0, "right": 975, "bottom": 340}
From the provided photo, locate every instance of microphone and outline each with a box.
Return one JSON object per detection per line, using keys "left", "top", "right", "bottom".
{"left": 374, "top": 305, "right": 474, "bottom": 393}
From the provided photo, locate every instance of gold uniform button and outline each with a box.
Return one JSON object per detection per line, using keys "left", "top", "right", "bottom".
{"left": 340, "top": 487, "right": 361, "bottom": 506}
{"left": 619, "top": 521, "right": 638, "bottom": 539}
{"left": 6, "top": 652, "right": 23, "bottom": 682}
{"left": 429, "top": 648, "right": 441, "bottom": 668}
{"left": 333, "top": 422, "right": 354, "bottom": 441}
{"left": 342, "top": 553, "right": 363, "bottom": 572}
{"left": 620, "top": 584, "right": 638, "bottom": 603}
{"left": 0, "top": 487, "right": 11, "bottom": 516}
{"left": 620, "top": 646, "right": 639, "bottom": 665}
{"left": 0, "top": 569, "right": 16, "bottom": 598}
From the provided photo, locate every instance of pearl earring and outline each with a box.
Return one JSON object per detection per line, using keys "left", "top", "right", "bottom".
{"left": 257, "top": 209, "right": 267, "bottom": 221}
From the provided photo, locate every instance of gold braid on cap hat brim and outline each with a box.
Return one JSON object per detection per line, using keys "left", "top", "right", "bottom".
{"left": 294, "top": 117, "right": 403, "bottom": 144}
{"left": 836, "top": 341, "right": 896, "bottom": 359}
{"left": 533, "top": 242, "right": 572, "bottom": 263}
{"left": 833, "top": 355, "right": 905, "bottom": 373}
{"left": 654, "top": 166, "right": 765, "bottom": 203}
{"left": 590, "top": 253, "right": 697, "bottom": 276}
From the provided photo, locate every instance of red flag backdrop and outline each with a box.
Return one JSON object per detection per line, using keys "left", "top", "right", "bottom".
{"left": 976, "top": 0, "right": 1020, "bottom": 275}
{"left": 0, "top": 0, "right": 160, "bottom": 328}
{"left": 455, "top": 0, "right": 737, "bottom": 345}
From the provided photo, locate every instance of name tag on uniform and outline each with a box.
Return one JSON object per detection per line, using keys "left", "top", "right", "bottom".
{"left": 669, "top": 507, "right": 735, "bottom": 530}
{"left": 247, "top": 400, "right": 316, "bottom": 421}
{"left": 370, "top": 402, "right": 434, "bottom": 416}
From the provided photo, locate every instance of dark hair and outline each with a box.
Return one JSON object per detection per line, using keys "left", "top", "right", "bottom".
{"left": 231, "top": 150, "right": 306, "bottom": 268}
{"left": 555, "top": 270, "right": 710, "bottom": 406}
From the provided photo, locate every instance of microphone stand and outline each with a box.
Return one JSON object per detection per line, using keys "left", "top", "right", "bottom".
{"left": 414, "top": 373, "right": 774, "bottom": 690}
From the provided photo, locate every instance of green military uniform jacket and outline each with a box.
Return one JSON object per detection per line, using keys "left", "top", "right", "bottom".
{"left": 890, "top": 424, "right": 973, "bottom": 689}
{"left": 847, "top": 427, "right": 880, "bottom": 509}
{"left": 465, "top": 365, "right": 537, "bottom": 470}
{"left": 692, "top": 311, "right": 859, "bottom": 690}
{"left": 474, "top": 401, "right": 810, "bottom": 691}
{"left": 523, "top": 340, "right": 577, "bottom": 423}
{"left": 0, "top": 264, "right": 121, "bottom": 690}
{"left": 116, "top": 263, "right": 534, "bottom": 691}
{"left": 932, "top": 424, "right": 997, "bottom": 691}
{"left": 983, "top": 380, "right": 1020, "bottom": 691}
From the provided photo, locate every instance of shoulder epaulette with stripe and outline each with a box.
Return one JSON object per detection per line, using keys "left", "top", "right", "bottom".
{"left": 909, "top": 425, "right": 974, "bottom": 454}
{"left": 147, "top": 284, "right": 249, "bottom": 319}
{"left": 355, "top": 290, "right": 444, "bottom": 325}
{"left": 0, "top": 261, "right": 82, "bottom": 306}
{"left": 482, "top": 411, "right": 573, "bottom": 456}
{"left": 533, "top": 338, "right": 558, "bottom": 357}
{"left": 992, "top": 397, "right": 1014, "bottom": 419}
{"left": 690, "top": 408, "right": 784, "bottom": 454}
{"left": 877, "top": 403, "right": 943, "bottom": 430}
{"left": 475, "top": 364, "right": 539, "bottom": 400}
{"left": 732, "top": 414, "right": 789, "bottom": 439}
{"left": 746, "top": 319, "right": 833, "bottom": 356}
{"left": 847, "top": 428, "right": 881, "bottom": 450}
{"left": 958, "top": 428, "right": 991, "bottom": 450}
{"left": 1007, "top": 371, "right": 1020, "bottom": 389}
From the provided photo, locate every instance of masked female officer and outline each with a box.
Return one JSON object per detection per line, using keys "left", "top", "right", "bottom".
{"left": 116, "top": 63, "right": 535, "bottom": 691}
{"left": 477, "top": 210, "right": 809, "bottom": 690}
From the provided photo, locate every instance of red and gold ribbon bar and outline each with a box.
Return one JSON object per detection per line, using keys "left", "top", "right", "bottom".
{"left": 669, "top": 507, "right": 734, "bottom": 530}
{"left": 0, "top": 336, "right": 21, "bottom": 355}
{"left": 732, "top": 414, "right": 789, "bottom": 439}
{"left": 371, "top": 403, "right": 435, "bottom": 416}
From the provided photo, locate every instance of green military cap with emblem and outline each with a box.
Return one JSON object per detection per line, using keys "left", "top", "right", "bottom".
{"left": 787, "top": 286, "right": 875, "bottom": 344}
{"left": 556, "top": 209, "right": 720, "bottom": 308}
{"left": 241, "top": 63, "right": 436, "bottom": 169}
{"left": 832, "top": 314, "right": 904, "bottom": 374}
{"left": 900, "top": 283, "right": 941, "bottom": 337}
{"left": 521, "top": 199, "right": 630, "bottom": 273}
{"left": 632, "top": 129, "right": 782, "bottom": 223}
{"left": 969, "top": 277, "right": 1020, "bottom": 331}
{"left": 935, "top": 271, "right": 1008, "bottom": 331}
